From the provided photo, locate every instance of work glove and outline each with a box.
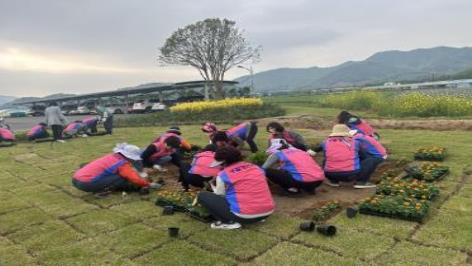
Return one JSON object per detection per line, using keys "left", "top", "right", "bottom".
{"left": 149, "top": 182, "right": 162, "bottom": 190}
{"left": 307, "top": 149, "right": 317, "bottom": 156}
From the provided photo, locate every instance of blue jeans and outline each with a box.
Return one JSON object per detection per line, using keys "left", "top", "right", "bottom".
{"left": 72, "top": 174, "right": 138, "bottom": 193}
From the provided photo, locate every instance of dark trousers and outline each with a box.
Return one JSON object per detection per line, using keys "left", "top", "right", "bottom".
{"left": 104, "top": 116, "right": 113, "bottom": 134}
{"left": 246, "top": 122, "right": 258, "bottom": 153}
{"left": 198, "top": 191, "right": 268, "bottom": 224}
{"left": 72, "top": 174, "right": 139, "bottom": 193}
{"left": 265, "top": 168, "right": 323, "bottom": 193}
{"left": 51, "top": 125, "right": 64, "bottom": 140}
{"left": 141, "top": 144, "right": 183, "bottom": 169}
{"left": 292, "top": 143, "right": 307, "bottom": 151}
{"left": 180, "top": 162, "right": 211, "bottom": 190}
{"left": 325, "top": 156, "right": 384, "bottom": 183}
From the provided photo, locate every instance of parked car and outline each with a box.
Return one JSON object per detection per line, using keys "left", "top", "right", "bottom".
{"left": 130, "top": 99, "right": 164, "bottom": 113}
{"left": 0, "top": 108, "right": 29, "bottom": 118}
{"left": 151, "top": 102, "right": 166, "bottom": 112}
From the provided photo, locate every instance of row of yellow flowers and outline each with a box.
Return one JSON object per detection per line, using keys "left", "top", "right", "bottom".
{"left": 170, "top": 98, "right": 263, "bottom": 113}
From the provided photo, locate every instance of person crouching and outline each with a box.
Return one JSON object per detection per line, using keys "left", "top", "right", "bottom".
{"left": 197, "top": 146, "right": 275, "bottom": 230}
{"left": 262, "top": 139, "right": 325, "bottom": 195}
{"left": 72, "top": 143, "right": 161, "bottom": 194}
{"left": 180, "top": 144, "right": 222, "bottom": 190}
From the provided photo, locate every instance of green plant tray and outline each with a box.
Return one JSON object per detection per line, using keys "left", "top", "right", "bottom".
{"left": 155, "top": 198, "right": 213, "bottom": 223}
{"left": 359, "top": 208, "right": 425, "bottom": 223}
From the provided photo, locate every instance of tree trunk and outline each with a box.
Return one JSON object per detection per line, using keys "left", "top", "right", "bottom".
{"left": 213, "top": 80, "right": 225, "bottom": 99}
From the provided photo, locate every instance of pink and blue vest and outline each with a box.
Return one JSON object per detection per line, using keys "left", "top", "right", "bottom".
{"left": 73, "top": 153, "right": 127, "bottom": 183}
{"left": 151, "top": 140, "right": 176, "bottom": 161}
{"left": 354, "top": 134, "right": 387, "bottom": 159}
{"left": 226, "top": 122, "right": 249, "bottom": 140}
{"left": 218, "top": 162, "right": 275, "bottom": 216}
{"left": 189, "top": 151, "right": 221, "bottom": 177}
{"left": 0, "top": 128, "right": 15, "bottom": 141}
{"left": 269, "top": 131, "right": 295, "bottom": 145}
{"left": 275, "top": 148, "right": 325, "bottom": 182}
{"left": 27, "top": 125, "right": 45, "bottom": 138}
{"left": 64, "top": 122, "right": 84, "bottom": 135}
{"left": 83, "top": 117, "right": 98, "bottom": 127}
{"left": 322, "top": 137, "right": 361, "bottom": 173}
{"left": 349, "top": 119, "right": 375, "bottom": 136}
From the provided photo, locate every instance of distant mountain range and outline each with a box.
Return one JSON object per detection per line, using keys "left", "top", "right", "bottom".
{"left": 0, "top": 93, "right": 75, "bottom": 108}
{"left": 0, "top": 96, "right": 16, "bottom": 106}
{"left": 235, "top": 46, "right": 472, "bottom": 92}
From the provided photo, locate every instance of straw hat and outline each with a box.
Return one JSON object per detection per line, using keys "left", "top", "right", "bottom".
{"left": 113, "top": 143, "right": 142, "bottom": 161}
{"left": 329, "top": 124, "right": 352, "bottom": 137}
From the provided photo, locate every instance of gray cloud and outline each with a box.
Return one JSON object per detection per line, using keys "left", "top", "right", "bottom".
{"left": 0, "top": 0, "right": 471, "bottom": 96}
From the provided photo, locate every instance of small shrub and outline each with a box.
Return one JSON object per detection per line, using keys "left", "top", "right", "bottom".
{"left": 404, "top": 162, "right": 449, "bottom": 182}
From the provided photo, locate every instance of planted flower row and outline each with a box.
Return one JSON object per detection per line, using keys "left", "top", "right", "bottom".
{"left": 404, "top": 162, "right": 449, "bottom": 182}
{"left": 359, "top": 194, "right": 430, "bottom": 222}
{"left": 376, "top": 178, "right": 440, "bottom": 200}
{"left": 414, "top": 146, "right": 446, "bottom": 161}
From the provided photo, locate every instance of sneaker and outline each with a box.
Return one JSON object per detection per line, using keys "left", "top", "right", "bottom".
{"left": 325, "top": 180, "right": 340, "bottom": 187}
{"left": 56, "top": 139, "right": 66, "bottom": 143}
{"left": 153, "top": 165, "right": 168, "bottom": 172}
{"left": 81, "top": 134, "right": 88, "bottom": 138}
{"left": 353, "top": 182, "right": 376, "bottom": 189}
{"left": 210, "top": 221, "right": 241, "bottom": 230}
{"left": 287, "top": 187, "right": 299, "bottom": 193}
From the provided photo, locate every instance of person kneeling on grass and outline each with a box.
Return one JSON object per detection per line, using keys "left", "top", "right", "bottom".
{"left": 27, "top": 122, "right": 49, "bottom": 141}
{"left": 262, "top": 139, "right": 325, "bottom": 195}
{"left": 197, "top": 146, "right": 275, "bottom": 230}
{"left": 82, "top": 116, "right": 100, "bottom": 134}
{"left": 72, "top": 143, "right": 161, "bottom": 194}
{"left": 266, "top": 121, "right": 308, "bottom": 151}
{"left": 337, "top": 110, "right": 379, "bottom": 139}
{"left": 180, "top": 144, "right": 222, "bottom": 191}
{"left": 140, "top": 135, "right": 182, "bottom": 172}
{"left": 63, "top": 121, "right": 88, "bottom": 139}
{"left": 201, "top": 121, "right": 259, "bottom": 153}
{"left": 0, "top": 127, "right": 15, "bottom": 145}
{"left": 315, "top": 124, "right": 377, "bottom": 189}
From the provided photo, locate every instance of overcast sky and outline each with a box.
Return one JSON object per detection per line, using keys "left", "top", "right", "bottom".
{"left": 1, "top": 0, "right": 471, "bottom": 97}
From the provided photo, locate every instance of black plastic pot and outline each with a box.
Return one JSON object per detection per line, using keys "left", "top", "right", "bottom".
{"left": 346, "top": 207, "right": 358, "bottom": 218}
{"left": 168, "top": 227, "right": 179, "bottom": 237}
{"left": 299, "top": 221, "right": 315, "bottom": 232}
{"left": 316, "top": 225, "right": 337, "bottom": 236}
{"left": 163, "top": 205, "right": 174, "bottom": 215}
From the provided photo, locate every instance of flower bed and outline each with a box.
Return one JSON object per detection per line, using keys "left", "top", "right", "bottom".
{"left": 376, "top": 178, "right": 440, "bottom": 200}
{"left": 155, "top": 190, "right": 211, "bottom": 222}
{"left": 414, "top": 146, "right": 446, "bottom": 161}
{"left": 170, "top": 98, "right": 263, "bottom": 113}
{"left": 404, "top": 162, "right": 449, "bottom": 182}
{"left": 359, "top": 194, "right": 430, "bottom": 222}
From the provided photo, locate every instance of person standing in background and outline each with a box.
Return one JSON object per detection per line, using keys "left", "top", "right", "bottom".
{"left": 44, "top": 102, "right": 68, "bottom": 143}
{"left": 96, "top": 105, "right": 113, "bottom": 135}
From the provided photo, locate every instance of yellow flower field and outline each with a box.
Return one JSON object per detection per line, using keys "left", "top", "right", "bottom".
{"left": 170, "top": 98, "right": 263, "bottom": 113}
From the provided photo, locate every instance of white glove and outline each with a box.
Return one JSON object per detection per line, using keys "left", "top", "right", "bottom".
{"left": 139, "top": 172, "right": 149, "bottom": 179}
{"left": 307, "top": 149, "right": 317, "bottom": 156}
{"left": 149, "top": 182, "right": 162, "bottom": 189}
{"left": 153, "top": 165, "right": 168, "bottom": 172}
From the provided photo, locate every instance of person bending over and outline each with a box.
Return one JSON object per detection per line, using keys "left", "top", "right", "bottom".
{"left": 337, "top": 110, "right": 378, "bottom": 139}
{"left": 180, "top": 144, "right": 222, "bottom": 190}
{"left": 201, "top": 121, "right": 259, "bottom": 153}
{"left": 140, "top": 135, "right": 182, "bottom": 172}
{"left": 27, "top": 122, "right": 49, "bottom": 141}
{"left": 266, "top": 121, "right": 307, "bottom": 151}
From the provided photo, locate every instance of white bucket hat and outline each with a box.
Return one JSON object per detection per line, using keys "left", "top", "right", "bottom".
{"left": 113, "top": 143, "right": 142, "bottom": 161}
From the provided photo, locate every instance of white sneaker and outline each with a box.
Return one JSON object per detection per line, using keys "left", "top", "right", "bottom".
{"left": 153, "top": 165, "right": 168, "bottom": 172}
{"left": 210, "top": 221, "right": 241, "bottom": 230}
{"left": 56, "top": 140, "right": 66, "bottom": 143}
{"left": 81, "top": 134, "right": 88, "bottom": 138}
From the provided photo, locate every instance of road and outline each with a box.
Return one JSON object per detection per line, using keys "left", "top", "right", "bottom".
{"left": 3, "top": 114, "right": 130, "bottom": 131}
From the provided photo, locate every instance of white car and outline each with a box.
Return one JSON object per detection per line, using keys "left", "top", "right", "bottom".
{"left": 151, "top": 103, "right": 166, "bottom": 111}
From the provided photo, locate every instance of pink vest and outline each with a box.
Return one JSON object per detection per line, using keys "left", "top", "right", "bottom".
{"left": 351, "top": 120, "right": 375, "bottom": 136}
{"left": 276, "top": 148, "right": 324, "bottom": 182}
{"left": 323, "top": 137, "right": 360, "bottom": 172}
{"left": 354, "top": 134, "right": 387, "bottom": 158}
{"left": 0, "top": 128, "right": 15, "bottom": 141}
{"left": 150, "top": 141, "right": 175, "bottom": 161}
{"left": 219, "top": 162, "right": 275, "bottom": 216}
{"left": 226, "top": 122, "right": 248, "bottom": 139}
{"left": 83, "top": 117, "right": 98, "bottom": 126}
{"left": 189, "top": 151, "right": 221, "bottom": 177}
{"left": 153, "top": 132, "right": 181, "bottom": 144}
{"left": 64, "top": 122, "right": 83, "bottom": 134}
{"left": 73, "top": 153, "right": 127, "bottom": 182}
{"left": 27, "top": 125, "right": 43, "bottom": 137}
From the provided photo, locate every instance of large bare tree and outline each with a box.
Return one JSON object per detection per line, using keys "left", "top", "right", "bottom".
{"left": 158, "top": 18, "right": 261, "bottom": 98}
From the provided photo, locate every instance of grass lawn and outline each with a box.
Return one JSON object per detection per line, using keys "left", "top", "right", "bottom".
{"left": 0, "top": 122, "right": 471, "bottom": 265}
